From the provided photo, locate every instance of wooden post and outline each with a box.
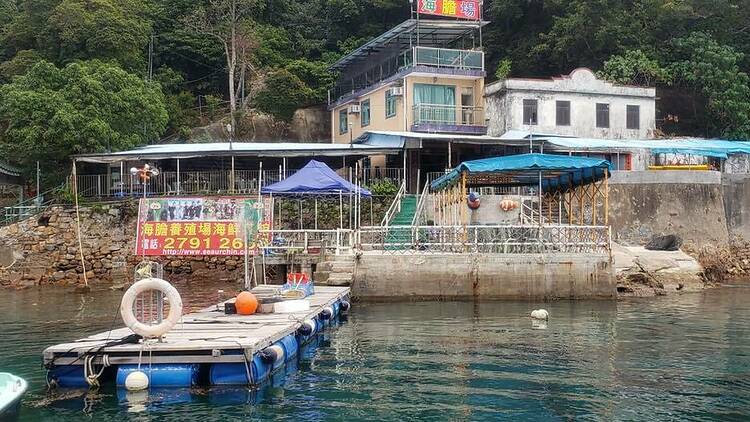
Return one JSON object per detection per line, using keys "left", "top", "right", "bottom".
{"left": 604, "top": 168, "right": 609, "bottom": 225}
{"left": 592, "top": 182, "right": 598, "bottom": 226}
{"left": 578, "top": 184, "right": 584, "bottom": 226}
{"left": 460, "top": 172, "right": 466, "bottom": 226}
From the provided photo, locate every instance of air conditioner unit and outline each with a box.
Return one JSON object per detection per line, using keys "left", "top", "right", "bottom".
{"left": 349, "top": 104, "right": 361, "bottom": 113}
{"left": 388, "top": 87, "right": 404, "bottom": 96}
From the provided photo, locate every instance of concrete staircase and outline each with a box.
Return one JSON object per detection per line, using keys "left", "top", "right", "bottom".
{"left": 385, "top": 195, "right": 417, "bottom": 250}
{"left": 314, "top": 254, "right": 355, "bottom": 286}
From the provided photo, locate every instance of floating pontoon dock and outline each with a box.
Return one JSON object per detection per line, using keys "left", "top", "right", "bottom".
{"left": 43, "top": 286, "right": 350, "bottom": 388}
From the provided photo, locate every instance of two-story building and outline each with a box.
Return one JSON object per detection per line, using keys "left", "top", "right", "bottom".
{"left": 485, "top": 68, "right": 657, "bottom": 140}
{"left": 328, "top": 18, "right": 491, "bottom": 190}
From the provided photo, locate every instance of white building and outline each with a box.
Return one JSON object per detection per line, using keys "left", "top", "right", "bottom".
{"left": 485, "top": 68, "right": 656, "bottom": 139}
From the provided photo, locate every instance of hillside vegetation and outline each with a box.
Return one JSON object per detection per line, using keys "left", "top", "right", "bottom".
{"left": 1, "top": 0, "right": 749, "bottom": 186}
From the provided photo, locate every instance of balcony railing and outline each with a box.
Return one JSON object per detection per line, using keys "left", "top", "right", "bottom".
{"left": 412, "top": 46, "right": 483, "bottom": 70}
{"left": 330, "top": 46, "right": 484, "bottom": 104}
{"left": 412, "top": 104, "right": 484, "bottom": 126}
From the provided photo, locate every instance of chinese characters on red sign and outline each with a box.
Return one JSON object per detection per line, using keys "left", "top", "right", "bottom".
{"left": 417, "top": 0, "right": 480, "bottom": 20}
{"left": 134, "top": 197, "right": 272, "bottom": 256}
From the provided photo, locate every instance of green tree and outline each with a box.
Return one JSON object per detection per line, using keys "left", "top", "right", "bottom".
{"left": 669, "top": 32, "right": 750, "bottom": 139}
{"left": 0, "top": 60, "right": 168, "bottom": 183}
{"left": 155, "top": 67, "right": 200, "bottom": 138}
{"left": 494, "top": 58, "right": 512, "bottom": 80}
{"left": 46, "top": 0, "right": 152, "bottom": 70}
{"left": 0, "top": 49, "right": 44, "bottom": 82}
{"left": 254, "top": 68, "right": 312, "bottom": 121}
{"left": 285, "top": 59, "right": 334, "bottom": 104}
{"left": 598, "top": 50, "right": 671, "bottom": 86}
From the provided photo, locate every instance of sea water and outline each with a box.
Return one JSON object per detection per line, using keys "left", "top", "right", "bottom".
{"left": 1, "top": 283, "right": 749, "bottom": 421}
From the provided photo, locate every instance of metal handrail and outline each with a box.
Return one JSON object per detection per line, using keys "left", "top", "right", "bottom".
{"left": 1, "top": 185, "right": 64, "bottom": 226}
{"left": 380, "top": 180, "right": 406, "bottom": 227}
{"left": 411, "top": 180, "right": 430, "bottom": 226}
{"left": 358, "top": 224, "right": 611, "bottom": 254}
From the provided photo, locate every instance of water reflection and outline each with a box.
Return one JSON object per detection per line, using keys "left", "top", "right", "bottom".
{"left": 3, "top": 285, "right": 750, "bottom": 421}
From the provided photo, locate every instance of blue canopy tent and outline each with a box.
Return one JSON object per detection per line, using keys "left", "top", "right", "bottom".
{"left": 430, "top": 154, "right": 612, "bottom": 226}
{"left": 262, "top": 160, "right": 371, "bottom": 196}
{"left": 261, "top": 160, "right": 371, "bottom": 229}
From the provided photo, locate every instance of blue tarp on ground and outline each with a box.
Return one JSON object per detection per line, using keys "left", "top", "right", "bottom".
{"left": 261, "top": 160, "right": 371, "bottom": 196}
{"left": 430, "top": 153, "right": 611, "bottom": 192}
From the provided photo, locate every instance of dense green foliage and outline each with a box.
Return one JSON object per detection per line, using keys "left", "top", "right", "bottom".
{"left": 0, "top": 60, "right": 167, "bottom": 183}
{"left": 2, "top": 0, "right": 750, "bottom": 185}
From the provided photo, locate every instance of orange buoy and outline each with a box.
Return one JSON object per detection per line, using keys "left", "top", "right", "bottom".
{"left": 500, "top": 199, "right": 518, "bottom": 212}
{"left": 235, "top": 291, "right": 258, "bottom": 315}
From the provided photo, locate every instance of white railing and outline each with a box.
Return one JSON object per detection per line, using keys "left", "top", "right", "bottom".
{"left": 358, "top": 225, "right": 611, "bottom": 255}
{"left": 412, "top": 180, "right": 430, "bottom": 226}
{"left": 259, "top": 229, "right": 354, "bottom": 255}
{"left": 412, "top": 104, "right": 484, "bottom": 126}
{"left": 362, "top": 167, "right": 404, "bottom": 186}
{"left": 380, "top": 180, "right": 406, "bottom": 227}
{"left": 76, "top": 168, "right": 407, "bottom": 199}
{"left": 413, "top": 46, "right": 484, "bottom": 71}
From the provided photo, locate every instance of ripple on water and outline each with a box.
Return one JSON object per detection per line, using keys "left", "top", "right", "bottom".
{"left": 2, "top": 285, "right": 750, "bottom": 421}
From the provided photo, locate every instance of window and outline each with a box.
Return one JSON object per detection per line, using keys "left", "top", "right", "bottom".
{"left": 339, "top": 109, "right": 348, "bottom": 134}
{"left": 626, "top": 105, "right": 640, "bottom": 129}
{"left": 596, "top": 103, "right": 610, "bottom": 128}
{"left": 385, "top": 91, "right": 397, "bottom": 118}
{"left": 461, "top": 87, "right": 475, "bottom": 124}
{"left": 556, "top": 101, "right": 571, "bottom": 126}
{"left": 361, "top": 99, "right": 371, "bottom": 127}
{"left": 413, "top": 84, "right": 455, "bottom": 105}
{"left": 413, "top": 84, "right": 456, "bottom": 123}
{"left": 523, "top": 99, "right": 538, "bottom": 125}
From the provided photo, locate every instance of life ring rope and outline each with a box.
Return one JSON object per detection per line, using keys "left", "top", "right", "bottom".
{"left": 120, "top": 278, "right": 183, "bottom": 338}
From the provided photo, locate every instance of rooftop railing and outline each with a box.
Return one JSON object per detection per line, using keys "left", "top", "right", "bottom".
{"left": 330, "top": 46, "right": 484, "bottom": 104}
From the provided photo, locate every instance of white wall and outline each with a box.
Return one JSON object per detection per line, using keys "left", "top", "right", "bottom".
{"left": 485, "top": 68, "right": 656, "bottom": 139}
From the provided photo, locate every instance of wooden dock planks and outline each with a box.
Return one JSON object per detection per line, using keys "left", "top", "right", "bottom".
{"left": 43, "top": 286, "right": 350, "bottom": 365}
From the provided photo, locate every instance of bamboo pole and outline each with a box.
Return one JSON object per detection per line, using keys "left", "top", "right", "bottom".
{"left": 604, "top": 168, "right": 609, "bottom": 225}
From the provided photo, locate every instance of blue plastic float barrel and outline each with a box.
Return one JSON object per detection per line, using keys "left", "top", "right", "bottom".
{"left": 48, "top": 365, "right": 87, "bottom": 388}
{"left": 116, "top": 364, "right": 199, "bottom": 388}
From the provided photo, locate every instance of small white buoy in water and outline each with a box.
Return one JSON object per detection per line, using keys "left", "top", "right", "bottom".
{"left": 530, "top": 309, "right": 549, "bottom": 320}
{"left": 125, "top": 370, "right": 149, "bottom": 391}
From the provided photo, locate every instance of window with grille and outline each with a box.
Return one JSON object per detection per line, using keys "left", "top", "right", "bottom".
{"left": 556, "top": 101, "right": 570, "bottom": 126}
{"left": 523, "top": 99, "right": 538, "bottom": 125}
{"left": 626, "top": 105, "right": 640, "bottom": 129}
{"left": 596, "top": 103, "right": 609, "bottom": 128}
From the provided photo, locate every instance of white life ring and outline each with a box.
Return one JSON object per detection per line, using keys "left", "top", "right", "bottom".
{"left": 120, "top": 278, "right": 182, "bottom": 338}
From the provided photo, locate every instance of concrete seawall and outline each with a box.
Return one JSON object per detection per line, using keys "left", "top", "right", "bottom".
{"left": 352, "top": 253, "right": 615, "bottom": 300}
{"left": 609, "top": 171, "right": 730, "bottom": 248}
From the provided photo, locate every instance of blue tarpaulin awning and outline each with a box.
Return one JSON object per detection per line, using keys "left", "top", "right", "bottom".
{"left": 430, "top": 153, "right": 611, "bottom": 192}
{"left": 261, "top": 160, "right": 371, "bottom": 196}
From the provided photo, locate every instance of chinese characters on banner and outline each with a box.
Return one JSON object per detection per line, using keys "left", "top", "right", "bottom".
{"left": 134, "top": 197, "right": 272, "bottom": 256}
{"left": 417, "top": 0, "right": 480, "bottom": 20}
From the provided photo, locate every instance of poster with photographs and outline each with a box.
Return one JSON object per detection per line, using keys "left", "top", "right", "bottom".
{"left": 135, "top": 197, "right": 272, "bottom": 256}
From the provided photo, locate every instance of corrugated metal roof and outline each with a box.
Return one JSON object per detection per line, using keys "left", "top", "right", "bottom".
{"left": 74, "top": 142, "right": 402, "bottom": 164}
{"left": 330, "top": 19, "right": 488, "bottom": 71}
{"left": 0, "top": 161, "right": 21, "bottom": 177}
{"left": 542, "top": 137, "right": 750, "bottom": 155}
{"left": 358, "top": 130, "right": 524, "bottom": 145}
